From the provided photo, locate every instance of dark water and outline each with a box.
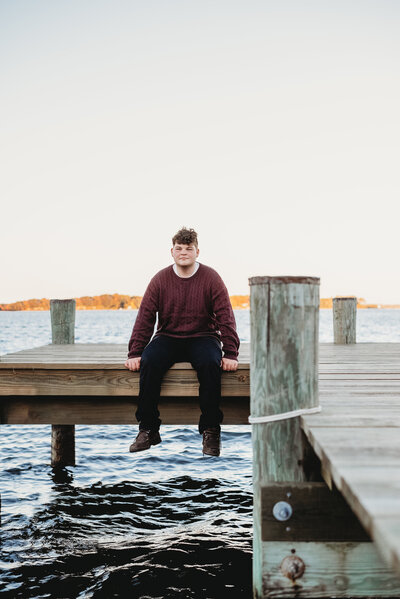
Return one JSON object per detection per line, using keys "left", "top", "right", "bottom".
{"left": 1, "top": 421, "right": 252, "bottom": 598}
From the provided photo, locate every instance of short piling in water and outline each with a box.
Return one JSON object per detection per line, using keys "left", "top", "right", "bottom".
{"left": 50, "top": 299, "right": 76, "bottom": 467}
{"left": 333, "top": 297, "right": 357, "bottom": 344}
{"left": 51, "top": 425, "right": 75, "bottom": 468}
{"left": 50, "top": 299, "right": 76, "bottom": 344}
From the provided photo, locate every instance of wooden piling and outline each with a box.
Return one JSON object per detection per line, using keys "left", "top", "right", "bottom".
{"left": 250, "top": 280, "right": 400, "bottom": 597}
{"left": 333, "top": 297, "right": 357, "bottom": 344}
{"left": 50, "top": 299, "right": 76, "bottom": 467}
{"left": 51, "top": 425, "right": 75, "bottom": 468}
{"left": 50, "top": 299, "right": 76, "bottom": 344}
{"left": 249, "top": 275, "right": 320, "bottom": 598}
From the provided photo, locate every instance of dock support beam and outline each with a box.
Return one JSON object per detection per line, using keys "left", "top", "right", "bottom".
{"left": 51, "top": 425, "right": 75, "bottom": 468}
{"left": 250, "top": 275, "right": 320, "bottom": 598}
{"left": 50, "top": 299, "right": 76, "bottom": 467}
{"left": 333, "top": 296, "right": 357, "bottom": 344}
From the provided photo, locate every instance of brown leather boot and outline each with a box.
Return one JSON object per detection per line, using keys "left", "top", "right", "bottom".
{"left": 202, "top": 428, "right": 221, "bottom": 457}
{"left": 129, "top": 429, "right": 161, "bottom": 453}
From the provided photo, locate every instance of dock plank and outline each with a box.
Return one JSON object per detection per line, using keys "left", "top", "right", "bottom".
{"left": 301, "top": 344, "right": 400, "bottom": 579}
{"left": 0, "top": 343, "right": 250, "bottom": 368}
{"left": 0, "top": 367, "right": 249, "bottom": 397}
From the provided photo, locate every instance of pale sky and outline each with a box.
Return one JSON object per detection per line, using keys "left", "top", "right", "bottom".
{"left": 1, "top": 1, "right": 399, "bottom": 304}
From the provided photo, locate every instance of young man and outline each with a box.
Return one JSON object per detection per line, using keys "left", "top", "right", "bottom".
{"left": 124, "top": 227, "right": 240, "bottom": 456}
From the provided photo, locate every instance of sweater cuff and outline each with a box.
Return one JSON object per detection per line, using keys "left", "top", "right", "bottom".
{"left": 127, "top": 352, "right": 142, "bottom": 359}
{"left": 223, "top": 354, "right": 238, "bottom": 361}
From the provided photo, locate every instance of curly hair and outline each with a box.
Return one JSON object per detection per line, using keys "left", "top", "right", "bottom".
{"left": 172, "top": 227, "right": 198, "bottom": 247}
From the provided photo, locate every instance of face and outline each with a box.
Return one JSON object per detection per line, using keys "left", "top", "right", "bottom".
{"left": 171, "top": 243, "right": 199, "bottom": 266}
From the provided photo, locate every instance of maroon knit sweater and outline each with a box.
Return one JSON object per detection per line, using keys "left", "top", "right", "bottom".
{"left": 128, "top": 263, "right": 240, "bottom": 360}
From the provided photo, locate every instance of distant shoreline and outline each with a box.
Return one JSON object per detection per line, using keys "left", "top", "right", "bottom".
{"left": 0, "top": 294, "right": 399, "bottom": 311}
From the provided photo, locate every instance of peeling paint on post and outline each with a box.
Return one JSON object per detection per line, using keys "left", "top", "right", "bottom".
{"left": 249, "top": 275, "right": 320, "bottom": 598}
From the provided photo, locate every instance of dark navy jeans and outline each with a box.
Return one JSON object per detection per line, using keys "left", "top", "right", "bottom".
{"left": 136, "top": 335, "right": 223, "bottom": 434}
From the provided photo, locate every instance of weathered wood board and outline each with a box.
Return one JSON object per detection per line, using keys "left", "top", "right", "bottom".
{"left": 301, "top": 343, "right": 400, "bottom": 583}
{"left": 261, "top": 541, "right": 400, "bottom": 598}
{"left": 0, "top": 396, "right": 250, "bottom": 425}
{"left": 0, "top": 343, "right": 251, "bottom": 367}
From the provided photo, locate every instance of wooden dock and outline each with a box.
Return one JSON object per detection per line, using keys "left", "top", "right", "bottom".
{"left": 0, "top": 343, "right": 250, "bottom": 425}
{"left": 1, "top": 340, "right": 400, "bottom": 595}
